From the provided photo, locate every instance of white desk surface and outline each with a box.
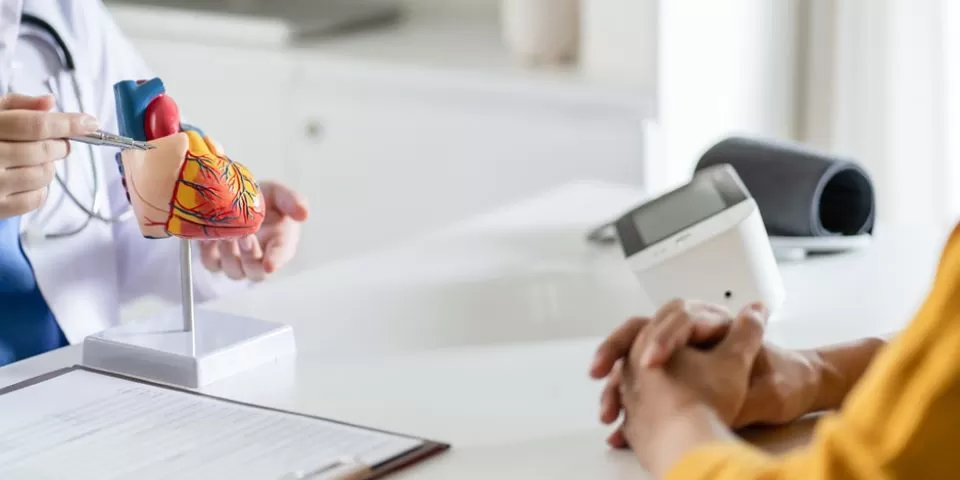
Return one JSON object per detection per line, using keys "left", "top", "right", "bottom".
{"left": 0, "top": 182, "right": 950, "bottom": 479}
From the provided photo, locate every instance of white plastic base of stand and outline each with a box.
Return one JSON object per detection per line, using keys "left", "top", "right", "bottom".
{"left": 81, "top": 309, "right": 296, "bottom": 389}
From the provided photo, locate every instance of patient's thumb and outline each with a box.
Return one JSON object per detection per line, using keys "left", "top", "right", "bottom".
{"left": 719, "top": 302, "right": 767, "bottom": 359}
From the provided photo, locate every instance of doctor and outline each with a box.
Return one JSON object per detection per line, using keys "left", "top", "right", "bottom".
{"left": 0, "top": 1, "right": 309, "bottom": 365}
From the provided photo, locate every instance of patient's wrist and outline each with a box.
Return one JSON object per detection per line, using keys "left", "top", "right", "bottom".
{"left": 650, "top": 404, "right": 737, "bottom": 478}
{"left": 809, "top": 337, "right": 886, "bottom": 411}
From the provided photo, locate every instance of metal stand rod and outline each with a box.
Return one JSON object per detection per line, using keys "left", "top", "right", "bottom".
{"left": 180, "top": 238, "right": 195, "bottom": 332}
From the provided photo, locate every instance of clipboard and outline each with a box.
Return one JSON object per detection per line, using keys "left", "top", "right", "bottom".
{"left": 0, "top": 365, "right": 450, "bottom": 479}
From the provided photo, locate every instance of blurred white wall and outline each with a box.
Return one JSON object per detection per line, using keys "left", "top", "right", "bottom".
{"left": 656, "top": 0, "right": 800, "bottom": 193}
{"left": 944, "top": 0, "right": 960, "bottom": 219}
{"left": 658, "top": 0, "right": 958, "bottom": 228}
{"left": 799, "top": 0, "right": 952, "bottom": 227}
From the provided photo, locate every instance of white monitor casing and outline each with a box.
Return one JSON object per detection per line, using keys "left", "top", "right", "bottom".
{"left": 616, "top": 166, "right": 785, "bottom": 319}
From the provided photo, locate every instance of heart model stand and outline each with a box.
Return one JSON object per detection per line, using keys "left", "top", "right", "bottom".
{"left": 81, "top": 239, "right": 296, "bottom": 388}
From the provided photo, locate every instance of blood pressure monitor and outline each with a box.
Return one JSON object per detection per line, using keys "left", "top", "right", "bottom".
{"left": 607, "top": 164, "right": 785, "bottom": 317}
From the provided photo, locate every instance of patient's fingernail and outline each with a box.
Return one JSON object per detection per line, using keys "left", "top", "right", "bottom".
{"left": 640, "top": 347, "right": 657, "bottom": 367}
{"left": 240, "top": 237, "right": 253, "bottom": 252}
{"left": 590, "top": 355, "right": 601, "bottom": 371}
{"left": 748, "top": 302, "right": 767, "bottom": 316}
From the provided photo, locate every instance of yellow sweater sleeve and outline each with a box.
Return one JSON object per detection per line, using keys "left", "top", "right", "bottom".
{"left": 667, "top": 225, "right": 960, "bottom": 480}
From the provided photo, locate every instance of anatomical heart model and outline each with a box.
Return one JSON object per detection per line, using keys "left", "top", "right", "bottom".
{"left": 114, "top": 78, "right": 265, "bottom": 239}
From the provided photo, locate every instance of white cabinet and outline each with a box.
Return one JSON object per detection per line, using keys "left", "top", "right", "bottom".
{"left": 119, "top": 25, "right": 654, "bottom": 274}
{"left": 287, "top": 61, "right": 653, "bottom": 270}
{"left": 125, "top": 38, "right": 297, "bottom": 186}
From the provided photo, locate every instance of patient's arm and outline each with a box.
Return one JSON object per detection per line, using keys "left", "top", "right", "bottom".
{"left": 805, "top": 336, "right": 887, "bottom": 412}
{"left": 654, "top": 227, "right": 960, "bottom": 479}
{"left": 595, "top": 316, "right": 889, "bottom": 439}
{"left": 728, "top": 336, "right": 887, "bottom": 429}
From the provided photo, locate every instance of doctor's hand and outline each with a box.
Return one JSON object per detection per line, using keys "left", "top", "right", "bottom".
{"left": 0, "top": 93, "right": 99, "bottom": 219}
{"left": 198, "top": 181, "right": 309, "bottom": 282}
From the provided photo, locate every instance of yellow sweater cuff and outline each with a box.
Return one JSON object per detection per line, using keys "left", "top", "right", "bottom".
{"left": 665, "top": 441, "right": 776, "bottom": 480}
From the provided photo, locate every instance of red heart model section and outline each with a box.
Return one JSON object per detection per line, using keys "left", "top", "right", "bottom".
{"left": 139, "top": 93, "right": 265, "bottom": 239}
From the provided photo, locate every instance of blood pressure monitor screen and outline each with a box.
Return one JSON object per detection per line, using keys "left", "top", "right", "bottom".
{"left": 615, "top": 166, "right": 749, "bottom": 256}
{"left": 632, "top": 181, "right": 728, "bottom": 246}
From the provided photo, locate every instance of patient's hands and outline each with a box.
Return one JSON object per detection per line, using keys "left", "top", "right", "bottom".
{"left": 598, "top": 302, "right": 766, "bottom": 474}
{"left": 590, "top": 300, "right": 826, "bottom": 448}
{"left": 732, "top": 343, "right": 824, "bottom": 427}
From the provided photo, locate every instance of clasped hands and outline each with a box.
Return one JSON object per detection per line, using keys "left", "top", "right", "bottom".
{"left": 590, "top": 300, "right": 833, "bottom": 476}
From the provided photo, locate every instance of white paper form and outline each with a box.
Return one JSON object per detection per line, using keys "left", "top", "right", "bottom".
{"left": 0, "top": 369, "right": 424, "bottom": 480}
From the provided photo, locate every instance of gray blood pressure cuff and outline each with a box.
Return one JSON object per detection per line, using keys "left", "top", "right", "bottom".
{"left": 694, "top": 137, "right": 875, "bottom": 237}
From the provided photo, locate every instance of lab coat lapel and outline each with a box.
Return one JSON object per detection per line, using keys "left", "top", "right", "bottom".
{"left": 16, "top": 1, "right": 121, "bottom": 343}
{"left": 0, "top": 0, "right": 24, "bottom": 93}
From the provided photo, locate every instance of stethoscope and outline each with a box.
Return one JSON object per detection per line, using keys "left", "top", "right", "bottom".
{"left": 12, "top": 14, "right": 132, "bottom": 242}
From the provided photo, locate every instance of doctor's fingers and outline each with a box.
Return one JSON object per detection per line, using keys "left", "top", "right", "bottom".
{"left": 0, "top": 110, "right": 98, "bottom": 141}
{"left": 0, "top": 187, "right": 47, "bottom": 219}
{"left": 238, "top": 236, "right": 266, "bottom": 282}
{"left": 0, "top": 139, "right": 70, "bottom": 168}
{"left": 0, "top": 93, "right": 55, "bottom": 111}
{"left": 0, "top": 162, "right": 57, "bottom": 196}
{"left": 262, "top": 221, "right": 300, "bottom": 274}
{"left": 199, "top": 240, "right": 222, "bottom": 272}
{"left": 218, "top": 240, "right": 247, "bottom": 281}
{"left": 209, "top": 238, "right": 266, "bottom": 281}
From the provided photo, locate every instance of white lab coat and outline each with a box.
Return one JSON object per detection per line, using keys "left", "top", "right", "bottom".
{"left": 0, "top": 1, "right": 241, "bottom": 344}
